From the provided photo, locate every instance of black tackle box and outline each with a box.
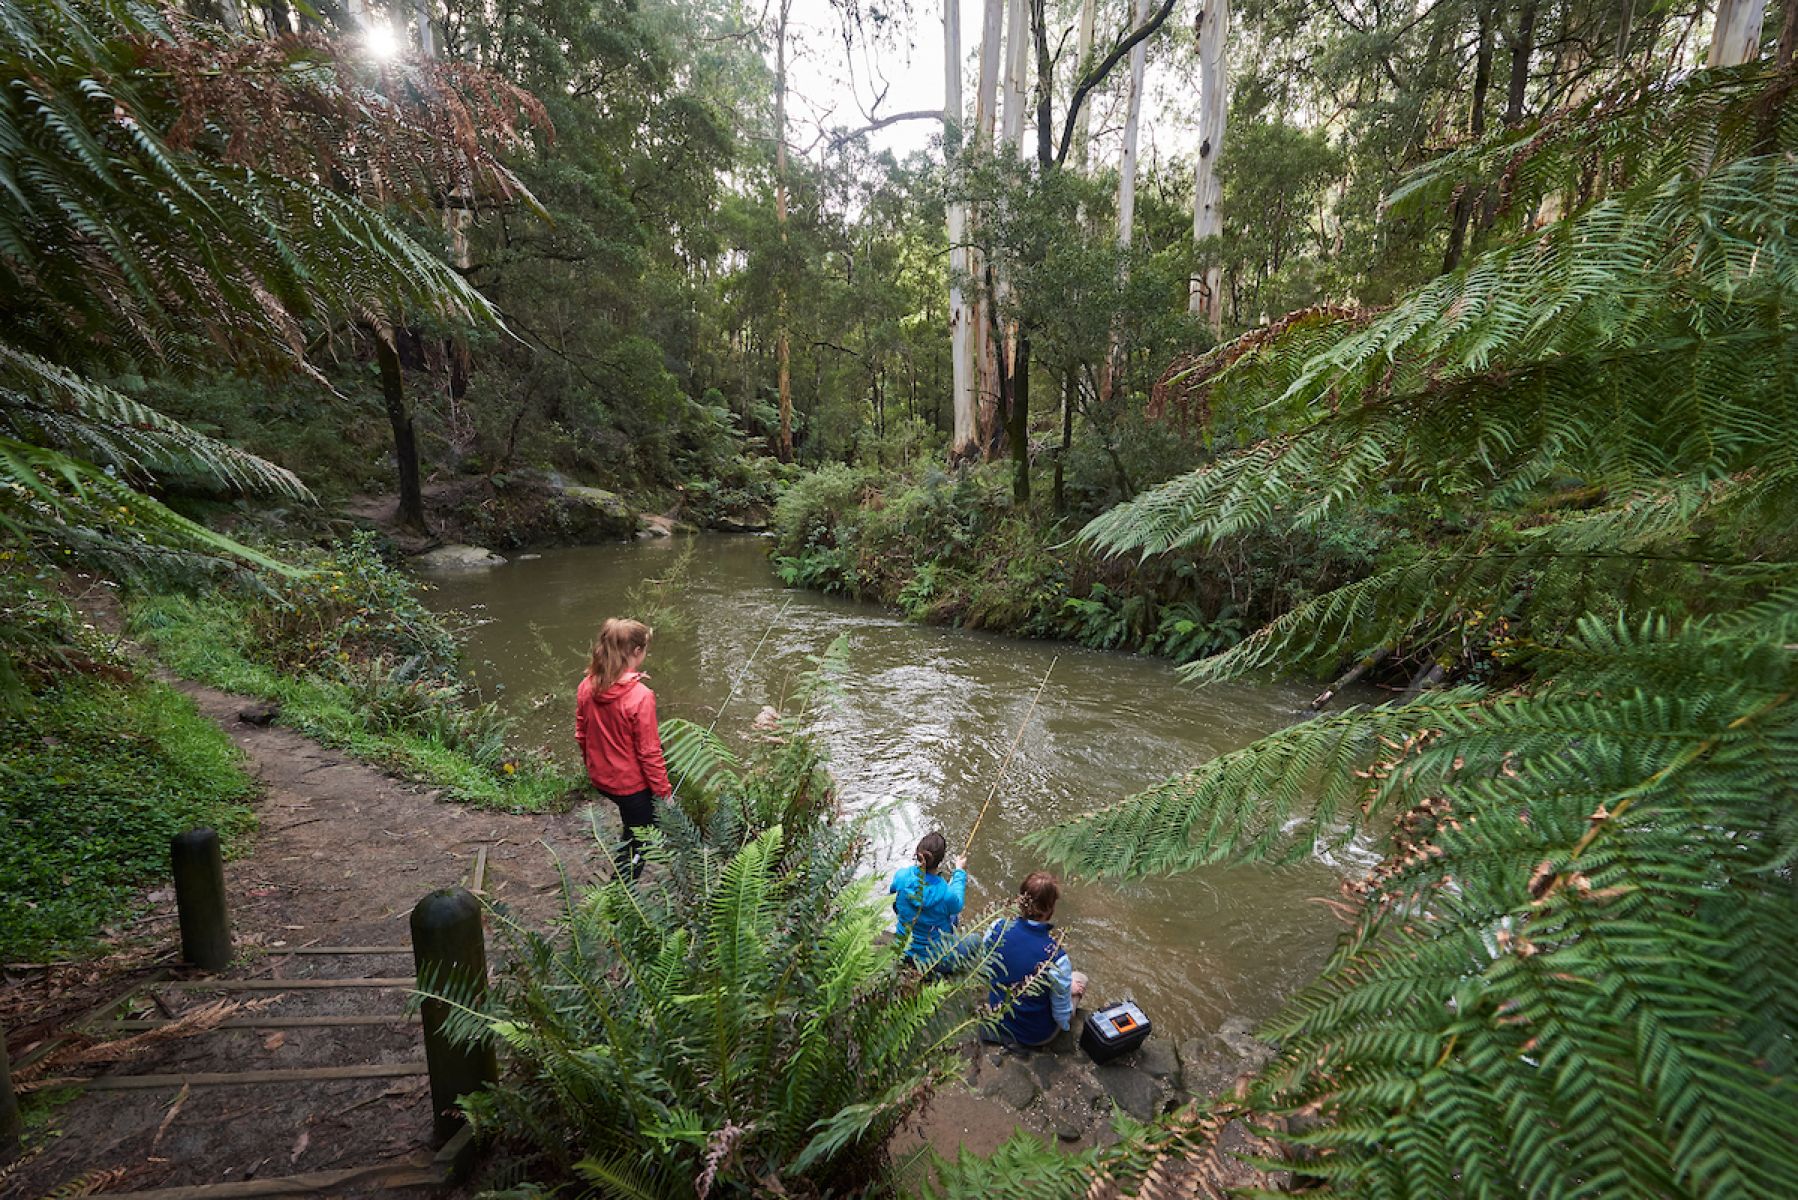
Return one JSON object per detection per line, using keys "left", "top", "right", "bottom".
{"left": 1079, "top": 1000, "right": 1152, "bottom": 1065}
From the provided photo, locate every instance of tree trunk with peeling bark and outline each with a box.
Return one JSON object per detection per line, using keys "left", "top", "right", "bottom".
{"left": 969, "top": 0, "right": 1004, "bottom": 461}
{"left": 775, "top": 0, "right": 794, "bottom": 463}
{"left": 1188, "top": 0, "right": 1227, "bottom": 332}
{"left": 1709, "top": 0, "right": 1767, "bottom": 66}
{"left": 945, "top": 0, "right": 977, "bottom": 458}
{"left": 1100, "top": 0, "right": 1151, "bottom": 406}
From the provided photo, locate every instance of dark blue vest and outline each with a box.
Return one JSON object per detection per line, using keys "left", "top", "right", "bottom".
{"left": 987, "top": 919, "right": 1060, "bottom": 1046}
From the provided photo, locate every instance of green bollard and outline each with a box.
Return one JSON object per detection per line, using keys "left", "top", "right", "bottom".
{"left": 171, "top": 828, "right": 231, "bottom": 971}
{"left": 411, "top": 887, "right": 498, "bottom": 1144}
{"left": 1, "top": 1021, "right": 20, "bottom": 1161}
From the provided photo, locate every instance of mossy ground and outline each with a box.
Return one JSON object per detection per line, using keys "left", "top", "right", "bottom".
{"left": 0, "top": 676, "right": 256, "bottom": 962}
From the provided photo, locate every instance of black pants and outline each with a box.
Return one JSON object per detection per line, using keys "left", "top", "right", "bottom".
{"left": 602, "top": 788, "right": 655, "bottom": 880}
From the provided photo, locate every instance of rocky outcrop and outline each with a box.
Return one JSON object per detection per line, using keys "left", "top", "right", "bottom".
{"left": 956, "top": 1012, "right": 1280, "bottom": 1146}
{"left": 414, "top": 544, "right": 507, "bottom": 570}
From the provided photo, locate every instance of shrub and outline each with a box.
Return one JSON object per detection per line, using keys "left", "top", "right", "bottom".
{"left": 245, "top": 530, "right": 457, "bottom": 674}
{"left": 128, "top": 541, "right": 571, "bottom": 811}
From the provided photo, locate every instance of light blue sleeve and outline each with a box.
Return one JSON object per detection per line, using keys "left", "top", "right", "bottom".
{"left": 943, "top": 869, "right": 967, "bottom": 915}
{"left": 1049, "top": 952, "right": 1075, "bottom": 1030}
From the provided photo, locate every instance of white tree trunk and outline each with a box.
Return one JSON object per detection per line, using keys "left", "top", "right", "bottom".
{"left": 1116, "top": 0, "right": 1150, "bottom": 253}
{"left": 969, "top": 0, "right": 1005, "bottom": 454}
{"left": 1188, "top": 0, "right": 1227, "bottom": 330}
{"left": 946, "top": 0, "right": 977, "bottom": 456}
{"left": 775, "top": 0, "right": 794, "bottom": 462}
{"left": 1708, "top": 0, "right": 1766, "bottom": 66}
{"left": 1100, "top": 0, "right": 1150, "bottom": 405}
{"left": 1071, "top": 0, "right": 1098, "bottom": 172}
{"left": 415, "top": 0, "right": 436, "bottom": 56}
{"left": 976, "top": 0, "right": 1004, "bottom": 145}
{"left": 1001, "top": 0, "right": 1029, "bottom": 152}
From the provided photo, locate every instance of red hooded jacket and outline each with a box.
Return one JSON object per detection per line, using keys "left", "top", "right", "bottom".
{"left": 575, "top": 671, "right": 672, "bottom": 798}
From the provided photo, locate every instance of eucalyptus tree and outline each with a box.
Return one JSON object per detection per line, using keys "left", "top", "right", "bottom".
{"left": 1187, "top": 0, "right": 1227, "bottom": 329}
{"left": 954, "top": 0, "right": 1179, "bottom": 501}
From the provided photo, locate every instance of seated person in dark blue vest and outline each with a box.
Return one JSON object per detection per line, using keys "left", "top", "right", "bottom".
{"left": 983, "top": 870, "right": 1087, "bottom": 1048}
{"left": 888, "top": 831, "right": 968, "bottom": 970}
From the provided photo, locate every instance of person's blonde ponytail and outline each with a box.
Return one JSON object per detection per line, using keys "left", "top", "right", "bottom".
{"left": 587, "top": 618, "right": 652, "bottom": 690}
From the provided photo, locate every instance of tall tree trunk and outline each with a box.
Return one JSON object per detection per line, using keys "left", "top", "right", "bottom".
{"left": 1100, "top": 0, "right": 1151, "bottom": 405}
{"left": 1474, "top": 0, "right": 1539, "bottom": 235}
{"left": 375, "top": 329, "right": 428, "bottom": 533}
{"left": 775, "top": 0, "right": 794, "bottom": 463}
{"left": 1780, "top": 0, "right": 1798, "bottom": 67}
{"left": 1443, "top": 5, "right": 1495, "bottom": 273}
{"left": 1071, "top": 0, "right": 1097, "bottom": 169}
{"left": 1709, "top": 0, "right": 1767, "bottom": 66}
{"left": 1115, "top": 0, "right": 1149, "bottom": 251}
{"left": 970, "top": 0, "right": 1004, "bottom": 461}
{"left": 1054, "top": 362, "right": 1075, "bottom": 514}
{"left": 1009, "top": 333, "right": 1030, "bottom": 502}
{"left": 1188, "top": 0, "right": 1228, "bottom": 333}
{"left": 984, "top": 0, "right": 1029, "bottom": 459}
{"left": 945, "top": 0, "right": 977, "bottom": 459}
{"left": 1503, "top": 0, "right": 1540, "bottom": 126}
{"left": 1001, "top": 0, "right": 1029, "bottom": 151}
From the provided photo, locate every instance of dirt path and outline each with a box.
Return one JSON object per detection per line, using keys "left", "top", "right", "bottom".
{"left": 2, "top": 682, "right": 607, "bottom": 1198}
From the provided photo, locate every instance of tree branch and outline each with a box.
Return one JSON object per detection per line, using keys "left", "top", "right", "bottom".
{"left": 823, "top": 108, "right": 947, "bottom": 150}
{"left": 1055, "top": 0, "right": 1178, "bottom": 166}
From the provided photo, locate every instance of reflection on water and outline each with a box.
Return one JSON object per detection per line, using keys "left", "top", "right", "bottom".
{"left": 423, "top": 536, "right": 1359, "bottom": 1040}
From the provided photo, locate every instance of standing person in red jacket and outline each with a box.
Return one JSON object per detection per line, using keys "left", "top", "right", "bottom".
{"left": 575, "top": 618, "right": 673, "bottom": 880}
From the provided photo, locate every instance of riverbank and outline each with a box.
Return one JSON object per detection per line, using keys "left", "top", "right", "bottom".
{"left": 124, "top": 535, "right": 576, "bottom": 813}
{"left": 769, "top": 462, "right": 1393, "bottom": 672}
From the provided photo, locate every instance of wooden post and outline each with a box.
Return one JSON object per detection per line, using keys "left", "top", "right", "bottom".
{"left": 410, "top": 888, "right": 497, "bottom": 1144}
{"left": 1, "top": 1020, "right": 20, "bottom": 1160}
{"left": 171, "top": 828, "right": 232, "bottom": 971}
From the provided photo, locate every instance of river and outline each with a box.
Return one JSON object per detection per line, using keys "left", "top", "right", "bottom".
{"left": 422, "top": 535, "right": 1363, "bottom": 1041}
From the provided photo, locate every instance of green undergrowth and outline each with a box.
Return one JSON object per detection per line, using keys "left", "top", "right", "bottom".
{"left": 127, "top": 534, "right": 575, "bottom": 812}
{"left": 772, "top": 461, "right": 1390, "bottom": 670}
{"left": 0, "top": 674, "right": 256, "bottom": 961}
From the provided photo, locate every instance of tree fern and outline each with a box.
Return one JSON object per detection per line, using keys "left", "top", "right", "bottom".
{"left": 1037, "top": 63, "right": 1798, "bottom": 1198}
{"left": 0, "top": 1, "right": 542, "bottom": 588}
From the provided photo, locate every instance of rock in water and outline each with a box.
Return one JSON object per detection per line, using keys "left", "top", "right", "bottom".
{"left": 414, "top": 544, "right": 507, "bottom": 570}
{"left": 1216, "top": 1016, "right": 1275, "bottom": 1071}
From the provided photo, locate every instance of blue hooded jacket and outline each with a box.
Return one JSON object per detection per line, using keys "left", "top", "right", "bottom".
{"left": 889, "top": 864, "right": 967, "bottom": 962}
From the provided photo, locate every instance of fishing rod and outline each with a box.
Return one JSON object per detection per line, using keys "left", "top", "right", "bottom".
{"left": 669, "top": 596, "right": 793, "bottom": 798}
{"left": 962, "top": 655, "right": 1058, "bottom": 857}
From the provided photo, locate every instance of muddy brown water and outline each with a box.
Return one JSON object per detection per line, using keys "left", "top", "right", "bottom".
{"left": 421, "top": 535, "right": 1370, "bottom": 1042}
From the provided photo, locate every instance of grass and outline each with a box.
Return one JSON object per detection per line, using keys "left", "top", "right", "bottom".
{"left": 0, "top": 676, "right": 257, "bottom": 962}
{"left": 127, "top": 592, "right": 575, "bottom": 812}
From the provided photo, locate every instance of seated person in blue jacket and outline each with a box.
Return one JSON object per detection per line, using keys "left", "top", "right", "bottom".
{"left": 983, "top": 870, "right": 1087, "bottom": 1048}
{"left": 888, "top": 831, "right": 968, "bottom": 969}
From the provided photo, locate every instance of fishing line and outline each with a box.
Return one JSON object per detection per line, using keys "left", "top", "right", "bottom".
{"left": 962, "top": 655, "right": 1058, "bottom": 857}
{"left": 669, "top": 596, "right": 794, "bottom": 797}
